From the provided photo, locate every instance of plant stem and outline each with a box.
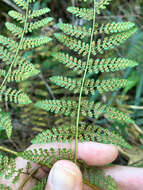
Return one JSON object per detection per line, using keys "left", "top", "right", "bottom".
{"left": 74, "top": 0, "right": 96, "bottom": 163}
{"left": 0, "top": 0, "right": 29, "bottom": 89}
{"left": 0, "top": 146, "right": 17, "bottom": 155}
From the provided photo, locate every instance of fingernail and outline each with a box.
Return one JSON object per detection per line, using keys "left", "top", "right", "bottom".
{"left": 46, "top": 160, "right": 82, "bottom": 190}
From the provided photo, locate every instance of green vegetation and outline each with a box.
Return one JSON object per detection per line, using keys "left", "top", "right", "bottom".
{"left": 0, "top": 0, "right": 143, "bottom": 189}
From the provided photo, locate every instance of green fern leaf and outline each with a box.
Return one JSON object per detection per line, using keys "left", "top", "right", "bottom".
{"left": 35, "top": 100, "right": 133, "bottom": 124}
{"left": 0, "top": 67, "right": 39, "bottom": 82}
{"left": 34, "top": 99, "right": 77, "bottom": 117}
{"left": 0, "top": 154, "right": 21, "bottom": 183}
{"left": 5, "top": 22, "right": 23, "bottom": 38}
{"left": 0, "top": 86, "right": 32, "bottom": 104}
{"left": 54, "top": 52, "right": 138, "bottom": 74}
{"left": 28, "top": 8, "right": 50, "bottom": 19}
{"left": 31, "top": 125, "right": 131, "bottom": 149}
{"left": 21, "top": 36, "right": 52, "bottom": 49}
{"left": 8, "top": 10, "right": 25, "bottom": 23}
{"left": 50, "top": 76, "right": 129, "bottom": 94}
{"left": 55, "top": 28, "right": 137, "bottom": 56}
{"left": 0, "top": 35, "right": 18, "bottom": 52}
{"left": 81, "top": 101, "right": 134, "bottom": 124}
{"left": 67, "top": 7, "right": 93, "bottom": 20}
{"left": 83, "top": 167, "right": 120, "bottom": 190}
{"left": 57, "top": 22, "right": 135, "bottom": 40}
{"left": 96, "top": 22, "right": 135, "bottom": 35}
{"left": 0, "top": 111, "right": 12, "bottom": 139}
{"left": 18, "top": 148, "right": 74, "bottom": 168}
{"left": 28, "top": 17, "right": 53, "bottom": 32}
{"left": 12, "top": 0, "right": 28, "bottom": 10}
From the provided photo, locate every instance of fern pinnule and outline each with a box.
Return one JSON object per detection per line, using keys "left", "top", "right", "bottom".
{"left": 0, "top": 111, "right": 12, "bottom": 139}
{"left": 0, "top": 36, "right": 18, "bottom": 52}
{"left": 0, "top": 87, "right": 32, "bottom": 104}
{"left": 96, "top": 22, "right": 135, "bottom": 35}
{"left": 21, "top": 36, "right": 52, "bottom": 49}
{"left": 12, "top": 0, "right": 28, "bottom": 10}
{"left": 29, "top": 8, "right": 50, "bottom": 19}
{"left": 5, "top": 22, "right": 23, "bottom": 38}
{"left": 8, "top": 11, "right": 25, "bottom": 23}
{"left": 28, "top": 17, "right": 53, "bottom": 32}
{"left": 35, "top": 99, "right": 77, "bottom": 117}
{"left": 67, "top": 7, "right": 93, "bottom": 20}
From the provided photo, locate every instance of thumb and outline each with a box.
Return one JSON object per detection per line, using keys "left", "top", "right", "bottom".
{"left": 46, "top": 160, "right": 83, "bottom": 190}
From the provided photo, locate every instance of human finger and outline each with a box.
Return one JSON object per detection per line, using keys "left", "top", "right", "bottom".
{"left": 45, "top": 160, "right": 82, "bottom": 190}
{"left": 103, "top": 165, "right": 143, "bottom": 190}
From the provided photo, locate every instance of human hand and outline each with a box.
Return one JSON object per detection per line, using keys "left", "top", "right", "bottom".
{"left": 1, "top": 142, "right": 143, "bottom": 190}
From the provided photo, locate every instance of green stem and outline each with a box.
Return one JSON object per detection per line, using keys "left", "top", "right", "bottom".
{"left": 0, "top": 146, "right": 17, "bottom": 156}
{"left": 0, "top": 0, "right": 29, "bottom": 89}
{"left": 74, "top": 0, "right": 96, "bottom": 163}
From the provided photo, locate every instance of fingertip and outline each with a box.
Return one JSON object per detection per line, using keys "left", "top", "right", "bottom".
{"left": 46, "top": 160, "right": 82, "bottom": 190}
{"left": 78, "top": 142, "right": 118, "bottom": 166}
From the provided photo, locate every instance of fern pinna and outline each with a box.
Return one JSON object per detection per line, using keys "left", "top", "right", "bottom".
{"left": 0, "top": 0, "right": 139, "bottom": 190}
{"left": 0, "top": 0, "right": 53, "bottom": 138}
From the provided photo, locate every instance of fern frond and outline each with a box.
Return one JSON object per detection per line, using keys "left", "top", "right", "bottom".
{"left": 12, "top": 0, "right": 28, "bottom": 10}
{"left": 8, "top": 10, "right": 25, "bottom": 23}
{"left": 0, "top": 86, "right": 32, "bottom": 104}
{"left": 0, "top": 67, "right": 39, "bottom": 82}
{"left": 31, "top": 125, "right": 131, "bottom": 149}
{"left": 54, "top": 52, "right": 138, "bottom": 74}
{"left": 50, "top": 76, "right": 129, "bottom": 94}
{"left": 96, "top": 28, "right": 137, "bottom": 54}
{"left": 0, "top": 154, "right": 21, "bottom": 183}
{"left": 29, "top": 8, "right": 50, "bottom": 19}
{"left": 57, "top": 23, "right": 90, "bottom": 39}
{"left": 83, "top": 167, "right": 120, "bottom": 190}
{"left": 96, "top": 22, "right": 135, "bottom": 35}
{"left": 0, "top": 111, "right": 12, "bottom": 139}
{"left": 5, "top": 22, "right": 23, "bottom": 38}
{"left": 0, "top": 35, "right": 18, "bottom": 52}
{"left": 21, "top": 37, "right": 52, "bottom": 49}
{"left": 55, "top": 33, "right": 96, "bottom": 56}
{"left": 28, "top": 17, "right": 53, "bottom": 32}
{"left": 55, "top": 28, "right": 137, "bottom": 56}
{"left": 34, "top": 100, "right": 77, "bottom": 116}
{"left": 0, "top": 47, "right": 14, "bottom": 65}
{"left": 67, "top": 7, "right": 93, "bottom": 20}
{"left": 35, "top": 100, "right": 133, "bottom": 124}
{"left": 18, "top": 148, "right": 74, "bottom": 168}
{"left": 81, "top": 101, "right": 134, "bottom": 124}
{"left": 57, "top": 22, "right": 135, "bottom": 40}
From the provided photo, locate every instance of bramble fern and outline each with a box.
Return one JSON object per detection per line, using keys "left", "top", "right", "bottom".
{"left": 33, "top": 0, "right": 138, "bottom": 189}
{"left": 0, "top": 0, "right": 52, "bottom": 138}
{"left": 0, "top": 0, "right": 140, "bottom": 190}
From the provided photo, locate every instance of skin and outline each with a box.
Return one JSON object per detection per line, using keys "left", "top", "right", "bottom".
{"left": 1, "top": 142, "right": 143, "bottom": 190}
